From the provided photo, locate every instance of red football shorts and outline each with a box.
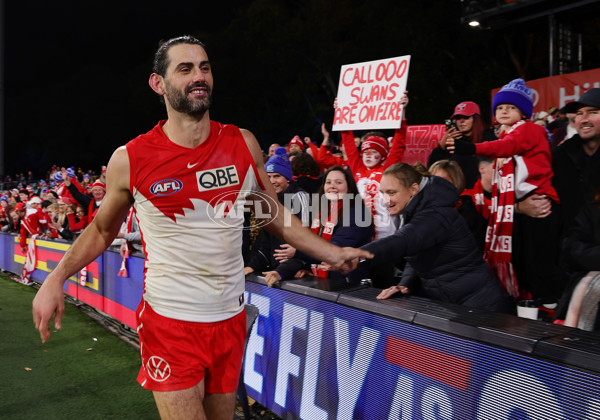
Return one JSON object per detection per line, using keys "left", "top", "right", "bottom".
{"left": 136, "top": 300, "right": 246, "bottom": 393}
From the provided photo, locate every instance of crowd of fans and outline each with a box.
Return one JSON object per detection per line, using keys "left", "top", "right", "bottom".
{"left": 3, "top": 84, "right": 600, "bottom": 331}
{"left": 0, "top": 164, "right": 137, "bottom": 256}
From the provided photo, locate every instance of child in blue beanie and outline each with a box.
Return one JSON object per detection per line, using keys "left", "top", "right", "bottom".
{"left": 449, "top": 78, "right": 565, "bottom": 307}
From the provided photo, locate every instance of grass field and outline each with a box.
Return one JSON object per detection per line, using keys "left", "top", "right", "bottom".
{"left": 0, "top": 274, "right": 159, "bottom": 420}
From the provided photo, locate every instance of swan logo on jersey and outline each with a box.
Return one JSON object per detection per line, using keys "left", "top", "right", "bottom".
{"left": 197, "top": 165, "right": 240, "bottom": 192}
{"left": 150, "top": 179, "right": 183, "bottom": 196}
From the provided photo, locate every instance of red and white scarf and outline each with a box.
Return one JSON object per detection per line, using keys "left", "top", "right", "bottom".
{"left": 118, "top": 207, "right": 136, "bottom": 277}
{"left": 463, "top": 178, "right": 491, "bottom": 220}
{"left": 19, "top": 234, "right": 38, "bottom": 284}
{"left": 484, "top": 158, "right": 519, "bottom": 297}
{"left": 310, "top": 200, "right": 343, "bottom": 242}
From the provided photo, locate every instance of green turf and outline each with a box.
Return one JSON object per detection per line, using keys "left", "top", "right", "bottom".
{"left": 0, "top": 275, "right": 159, "bottom": 420}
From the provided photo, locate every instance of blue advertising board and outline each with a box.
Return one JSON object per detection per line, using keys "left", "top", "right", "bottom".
{"left": 244, "top": 282, "right": 600, "bottom": 419}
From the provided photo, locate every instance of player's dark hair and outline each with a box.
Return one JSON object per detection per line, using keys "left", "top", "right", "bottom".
{"left": 153, "top": 35, "right": 206, "bottom": 77}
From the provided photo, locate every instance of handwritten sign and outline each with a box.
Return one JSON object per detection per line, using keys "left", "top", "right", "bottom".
{"left": 333, "top": 55, "right": 411, "bottom": 131}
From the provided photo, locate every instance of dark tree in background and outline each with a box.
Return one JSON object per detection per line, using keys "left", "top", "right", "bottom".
{"left": 4, "top": 0, "right": 599, "bottom": 178}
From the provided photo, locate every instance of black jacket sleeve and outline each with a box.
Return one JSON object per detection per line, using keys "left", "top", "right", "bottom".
{"left": 66, "top": 183, "right": 92, "bottom": 208}
{"left": 427, "top": 146, "right": 451, "bottom": 167}
{"left": 561, "top": 200, "right": 600, "bottom": 271}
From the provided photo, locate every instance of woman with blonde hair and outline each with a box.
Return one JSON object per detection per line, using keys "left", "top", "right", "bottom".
{"left": 48, "top": 198, "right": 74, "bottom": 240}
{"left": 429, "top": 159, "right": 488, "bottom": 252}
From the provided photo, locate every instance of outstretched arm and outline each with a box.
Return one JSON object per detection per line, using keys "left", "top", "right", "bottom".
{"left": 32, "top": 147, "right": 134, "bottom": 343}
{"left": 242, "top": 129, "right": 372, "bottom": 272}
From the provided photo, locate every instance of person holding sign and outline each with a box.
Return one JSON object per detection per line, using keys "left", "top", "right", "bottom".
{"left": 335, "top": 92, "right": 409, "bottom": 241}
{"left": 332, "top": 93, "right": 407, "bottom": 288}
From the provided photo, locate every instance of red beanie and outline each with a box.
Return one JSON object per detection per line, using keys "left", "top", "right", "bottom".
{"left": 361, "top": 136, "right": 389, "bottom": 158}
{"left": 288, "top": 135, "right": 304, "bottom": 151}
{"left": 91, "top": 180, "right": 106, "bottom": 191}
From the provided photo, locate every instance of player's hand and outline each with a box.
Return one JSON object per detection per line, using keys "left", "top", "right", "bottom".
{"left": 324, "top": 247, "right": 373, "bottom": 274}
{"left": 377, "top": 285, "right": 410, "bottom": 300}
{"left": 32, "top": 278, "right": 65, "bottom": 343}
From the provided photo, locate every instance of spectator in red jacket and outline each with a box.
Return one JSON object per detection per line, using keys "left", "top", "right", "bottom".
{"left": 19, "top": 196, "right": 50, "bottom": 252}
{"left": 67, "top": 204, "right": 89, "bottom": 236}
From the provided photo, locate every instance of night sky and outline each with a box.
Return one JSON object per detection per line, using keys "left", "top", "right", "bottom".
{"left": 4, "top": 1, "right": 246, "bottom": 177}
{"left": 4, "top": 0, "right": 600, "bottom": 179}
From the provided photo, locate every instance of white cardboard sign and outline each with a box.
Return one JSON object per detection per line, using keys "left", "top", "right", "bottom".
{"left": 333, "top": 55, "right": 411, "bottom": 131}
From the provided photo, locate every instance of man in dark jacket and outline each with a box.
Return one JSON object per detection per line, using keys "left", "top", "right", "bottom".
{"left": 552, "top": 88, "right": 600, "bottom": 237}
{"left": 243, "top": 147, "right": 310, "bottom": 275}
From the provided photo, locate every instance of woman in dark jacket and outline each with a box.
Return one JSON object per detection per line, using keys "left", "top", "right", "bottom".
{"left": 365, "top": 163, "right": 513, "bottom": 313}
{"left": 264, "top": 166, "right": 373, "bottom": 286}
{"left": 428, "top": 101, "right": 496, "bottom": 188}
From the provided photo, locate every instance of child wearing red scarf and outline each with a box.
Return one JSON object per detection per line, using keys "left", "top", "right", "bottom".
{"left": 450, "top": 79, "right": 566, "bottom": 304}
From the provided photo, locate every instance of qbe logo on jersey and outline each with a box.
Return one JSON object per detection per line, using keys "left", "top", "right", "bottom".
{"left": 197, "top": 165, "right": 240, "bottom": 192}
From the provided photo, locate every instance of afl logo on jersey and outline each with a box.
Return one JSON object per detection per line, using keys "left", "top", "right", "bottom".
{"left": 197, "top": 165, "right": 240, "bottom": 192}
{"left": 150, "top": 179, "right": 183, "bottom": 196}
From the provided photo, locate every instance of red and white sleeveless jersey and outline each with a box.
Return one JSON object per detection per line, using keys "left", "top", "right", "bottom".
{"left": 126, "top": 120, "right": 264, "bottom": 322}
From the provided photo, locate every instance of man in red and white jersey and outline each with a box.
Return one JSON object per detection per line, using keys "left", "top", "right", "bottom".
{"left": 32, "top": 35, "right": 371, "bottom": 420}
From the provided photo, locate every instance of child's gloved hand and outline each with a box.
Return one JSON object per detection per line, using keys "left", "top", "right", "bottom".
{"left": 447, "top": 138, "right": 476, "bottom": 155}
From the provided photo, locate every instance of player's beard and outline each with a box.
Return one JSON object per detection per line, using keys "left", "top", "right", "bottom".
{"left": 165, "top": 81, "right": 212, "bottom": 116}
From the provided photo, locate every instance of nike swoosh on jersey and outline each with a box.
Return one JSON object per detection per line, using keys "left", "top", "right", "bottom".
{"left": 187, "top": 162, "right": 198, "bottom": 169}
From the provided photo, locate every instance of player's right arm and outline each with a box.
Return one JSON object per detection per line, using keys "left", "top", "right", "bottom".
{"left": 32, "top": 147, "right": 134, "bottom": 343}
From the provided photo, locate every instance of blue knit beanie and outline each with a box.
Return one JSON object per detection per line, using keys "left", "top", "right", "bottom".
{"left": 265, "top": 147, "right": 293, "bottom": 181}
{"left": 492, "top": 78, "right": 533, "bottom": 119}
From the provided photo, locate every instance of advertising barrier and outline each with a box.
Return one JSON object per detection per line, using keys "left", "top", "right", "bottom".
{"left": 243, "top": 280, "right": 600, "bottom": 419}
